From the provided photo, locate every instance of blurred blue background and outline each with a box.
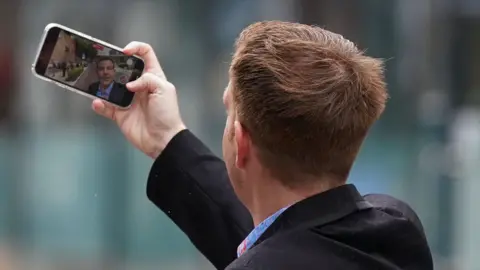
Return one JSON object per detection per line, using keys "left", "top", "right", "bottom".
{"left": 0, "top": 0, "right": 479, "bottom": 269}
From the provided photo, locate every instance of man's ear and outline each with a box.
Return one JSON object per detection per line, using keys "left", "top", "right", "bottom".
{"left": 234, "top": 120, "right": 250, "bottom": 169}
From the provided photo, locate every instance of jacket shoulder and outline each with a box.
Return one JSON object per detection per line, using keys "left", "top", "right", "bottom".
{"left": 363, "top": 194, "right": 426, "bottom": 235}
{"left": 114, "top": 81, "right": 126, "bottom": 88}
{"left": 87, "top": 82, "right": 98, "bottom": 92}
{"left": 226, "top": 230, "right": 392, "bottom": 270}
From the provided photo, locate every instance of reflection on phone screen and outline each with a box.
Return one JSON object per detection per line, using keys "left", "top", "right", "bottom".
{"left": 35, "top": 27, "right": 144, "bottom": 107}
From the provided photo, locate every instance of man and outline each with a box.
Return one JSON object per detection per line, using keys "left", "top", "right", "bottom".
{"left": 91, "top": 21, "right": 433, "bottom": 269}
{"left": 87, "top": 56, "right": 127, "bottom": 104}
{"left": 61, "top": 61, "right": 67, "bottom": 77}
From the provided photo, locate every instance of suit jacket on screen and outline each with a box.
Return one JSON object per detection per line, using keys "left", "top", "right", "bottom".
{"left": 146, "top": 130, "right": 434, "bottom": 270}
{"left": 87, "top": 81, "right": 126, "bottom": 104}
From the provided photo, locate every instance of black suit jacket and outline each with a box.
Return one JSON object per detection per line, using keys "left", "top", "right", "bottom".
{"left": 146, "top": 130, "right": 433, "bottom": 270}
{"left": 87, "top": 81, "right": 126, "bottom": 104}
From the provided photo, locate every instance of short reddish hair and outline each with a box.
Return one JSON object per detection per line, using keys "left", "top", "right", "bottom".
{"left": 229, "top": 21, "right": 387, "bottom": 186}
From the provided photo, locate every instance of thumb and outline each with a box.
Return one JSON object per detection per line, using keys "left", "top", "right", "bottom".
{"left": 92, "top": 99, "right": 116, "bottom": 121}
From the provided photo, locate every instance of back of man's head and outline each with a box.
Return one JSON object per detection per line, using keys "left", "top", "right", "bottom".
{"left": 230, "top": 21, "right": 387, "bottom": 187}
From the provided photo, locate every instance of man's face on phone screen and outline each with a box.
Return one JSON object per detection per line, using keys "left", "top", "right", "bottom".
{"left": 97, "top": 59, "right": 115, "bottom": 86}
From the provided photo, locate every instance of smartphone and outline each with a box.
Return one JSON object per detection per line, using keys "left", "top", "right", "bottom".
{"left": 31, "top": 23, "right": 145, "bottom": 108}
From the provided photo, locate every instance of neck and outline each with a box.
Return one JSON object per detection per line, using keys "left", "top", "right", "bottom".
{"left": 101, "top": 82, "right": 112, "bottom": 89}
{"left": 249, "top": 175, "right": 343, "bottom": 226}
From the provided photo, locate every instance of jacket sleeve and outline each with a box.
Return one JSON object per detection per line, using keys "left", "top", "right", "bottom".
{"left": 146, "top": 129, "right": 253, "bottom": 269}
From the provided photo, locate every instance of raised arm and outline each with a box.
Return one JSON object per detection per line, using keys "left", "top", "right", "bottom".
{"left": 147, "top": 130, "right": 253, "bottom": 269}
{"left": 89, "top": 41, "right": 252, "bottom": 269}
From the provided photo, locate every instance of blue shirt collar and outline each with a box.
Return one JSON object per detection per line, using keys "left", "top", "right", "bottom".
{"left": 97, "top": 81, "right": 114, "bottom": 98}
{"left": 237, "top": 206, "right": 290, "bottom": 257}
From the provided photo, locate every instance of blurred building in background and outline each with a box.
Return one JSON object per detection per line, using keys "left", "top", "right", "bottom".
{"left": 0, "top": 0, "right": 479, "bottom": 269}
{"left": 50, "top": 32, "right": 76, "bottom": 65}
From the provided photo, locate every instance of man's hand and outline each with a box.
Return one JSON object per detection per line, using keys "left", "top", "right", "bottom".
{"left": 92, "top": 41, "right": 186, "bottom": 159}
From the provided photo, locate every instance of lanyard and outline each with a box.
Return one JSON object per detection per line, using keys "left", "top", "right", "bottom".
{"left": 237, "top": 206, "right": 289, "bottom": 257}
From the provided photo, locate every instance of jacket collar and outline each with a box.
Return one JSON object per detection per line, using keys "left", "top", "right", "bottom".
{"left": 252, "top": 184, "right": 372, "bottom": 248}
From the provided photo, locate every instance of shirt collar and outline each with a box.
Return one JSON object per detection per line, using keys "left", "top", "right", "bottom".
{"left": 237, "top": 205, "right": 290, "bottom": 257}
{"left": 98, "top": 81, "right": 114, "bottom": 93}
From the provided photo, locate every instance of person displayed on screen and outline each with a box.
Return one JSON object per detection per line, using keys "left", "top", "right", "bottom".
{"left": 87, "top": 56, "right": 126, "bottom": 103}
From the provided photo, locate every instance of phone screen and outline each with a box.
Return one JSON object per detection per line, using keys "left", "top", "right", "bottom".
{"left": 34, "top": 26, "right": 144, "bottom": 108}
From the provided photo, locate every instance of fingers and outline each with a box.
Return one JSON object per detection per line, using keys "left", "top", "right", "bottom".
{"left": 123, "top": 41, "right": 165, "bottom": 79}
{"left": 92, "top": 99, "right": 115, "bottom": 120}
{"left": 126, "top": 72, "right": 170, "bottom": 94}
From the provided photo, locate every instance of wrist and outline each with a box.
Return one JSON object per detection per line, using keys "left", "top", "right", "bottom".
{"left": 149, "top": 124, "right": 187, "bottom": 160}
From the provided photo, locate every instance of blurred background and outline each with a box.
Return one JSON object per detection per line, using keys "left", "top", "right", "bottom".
{"left": 0, "top": 0, "right": 479, "bottom": 269}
